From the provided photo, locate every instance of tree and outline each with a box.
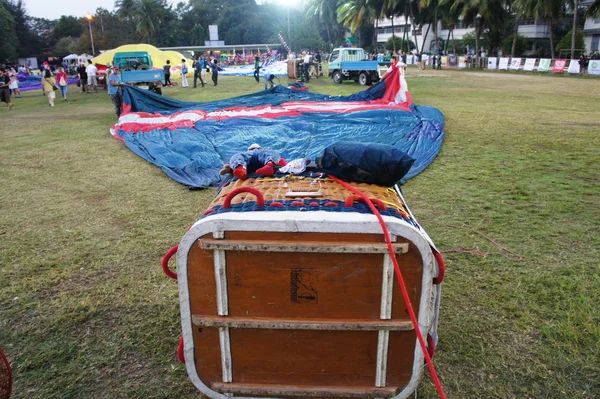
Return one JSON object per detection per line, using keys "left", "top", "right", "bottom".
{"left": 52, "top": 36, "right": 77, "bottom": 54}
{"left": 0, "top": 3, "right": 18, "bottom": 62}
{"left": 556, "top": 29, "right": 585, "bottom": 56}
{"left": 115, "top": 0, "right": 137, "bottom": 22}
{"left": 515, "top": 0, "right": 564, "bottom": 58}
{"left": 3, "top": 0, "right": 43, "bottom": 57}
{"left": 502, "top": 33, "right": 527, "bottom": 56}
{"left": 306, "top": 0, "right": 338, "bottom": 49}
{"left": 587, "top": 0, "right": 600, "bottom": 16}
{"left": 571, "top": 0, "right": 578, "bottom": 58}
{"left": 443, "top": 0, "right": 507, "bottom": 59}
{"left": 135, "top": 0, "right": 164, "bottom": 43}
{"left": 385, "top": 35, "right": 415, "bottom": 51}
{"left": 189, "top": 23, "right": 205, "bottom": 46}
{"left": 337, "top": 0, "right": 380, "bottom": 47}
{"left": 52, "top": 15, "right": 83, "bottom": 40}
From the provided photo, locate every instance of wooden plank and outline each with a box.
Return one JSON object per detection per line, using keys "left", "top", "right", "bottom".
{"left": 212, "top": 382, "right": 398, "bottom": 398}
{"left": 213, "top": 249, "right": 228, "bottom": 316}
{"left": 375, "top": 330, "right": 390, "bottom": 387}
{"left": 219, "top": 327, "right": 232, "bottom": 383}
{"left": 192, "top": 315, "right": 414, "bottom": 331}
{"left": 199, "top": 239, "right": 409, "bottom": 254}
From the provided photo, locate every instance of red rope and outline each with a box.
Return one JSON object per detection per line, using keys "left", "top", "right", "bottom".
{"left": 330, "top": 176, "right": 446, "bottom": 399}
{"left": 178, "top": 335, "right": 185, "bottom": 363}
{"left": 161, "top": 245, "right": 179, "bottom": 280}
{"left": 0, "top": 348, "right": 12, "bottom": 399}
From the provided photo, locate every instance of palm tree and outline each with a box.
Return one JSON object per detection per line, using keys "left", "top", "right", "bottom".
{"left": 135, "top": 0, "right": 163, "bottom": 43}
{"left": 587, "top": 0, "right": 600, "bottom": 16}
{"left": 515, "top": 0, "right": 563, "bottom": 58}
{"left": 306, "top": 0, "right": 338, "bottom": 49}
{"left": 444, "top": 0, "right": 506, "bottom": 63}
{"left": 115, "top": 0, "right": 137, "bottom": 22}
{"left": 571, "top": 0, "right": 579, "bottom": 58}
{"left": 337, "top": 0, "right": 380, "bottom": 46}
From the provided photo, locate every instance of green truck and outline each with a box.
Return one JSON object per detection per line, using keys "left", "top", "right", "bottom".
{"left": 112, "top": 51, "right": 164, "bottom": 94}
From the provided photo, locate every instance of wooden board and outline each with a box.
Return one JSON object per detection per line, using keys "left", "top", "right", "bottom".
{"left": 186, "top": 230, "right": 424, "bottom": 397}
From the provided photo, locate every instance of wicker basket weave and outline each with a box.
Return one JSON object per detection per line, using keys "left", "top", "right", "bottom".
{"left": 208, "top": 175, "right": 409, "bottom": 215}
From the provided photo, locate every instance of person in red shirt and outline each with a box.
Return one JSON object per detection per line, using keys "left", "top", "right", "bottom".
{"left": 55, "top": 67, "right": 68, "bottom": 101}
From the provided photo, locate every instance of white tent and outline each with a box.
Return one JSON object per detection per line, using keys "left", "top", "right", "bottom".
{"left": 78, "top": 53, "right": 94, "bottom": 64}
{"left": 63, "top": 54, "right": 79, "bottom": 61}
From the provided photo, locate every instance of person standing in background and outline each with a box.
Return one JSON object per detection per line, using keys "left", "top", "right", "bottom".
{"left": 77, "top": 63, "right": 87, "bottom": 93}
{"left": 55, "top": 66, "right": 68, "bottom": 101}
{"left": 85, "top": 60, "right": 97, "bottom": 92}
{"left": 200, "top": 55, "right": 208, "bottom": 85}
{"left": 163, "top": 60, "right": 172, "bottom": 86}
{"left": 314, "top": 51, "right": 322, "bottom": 76}
{"left": 193, "top": 56, "right": 205, "bottom": 88}
{"left": 253, "top": 56, "right": 260, "bottom": 83}
{"left": 210, "top": 58, "right": 219, "bottom": 86}
{"left": 107, "top": 67, "right": 125, "bottom": 117}
{"left": 180, "top": 59, "right": 189, "bottom": 87}
{"left": 0, "top": 68, "right": 13, "bottom": 110}
{"left": 303, "top": 52, "right": 312, "bottom": 82}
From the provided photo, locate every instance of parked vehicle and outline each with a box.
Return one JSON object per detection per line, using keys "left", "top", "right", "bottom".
{"left": 328, "top": 48, "right": 380, "bottom": 85}
{"left": 112, "top": 51, "right": 164, "bottom": 94}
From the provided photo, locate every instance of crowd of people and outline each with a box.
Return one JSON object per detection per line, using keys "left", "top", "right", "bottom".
{"left": 3, "top": 47, "right": 598, "bottom": 114}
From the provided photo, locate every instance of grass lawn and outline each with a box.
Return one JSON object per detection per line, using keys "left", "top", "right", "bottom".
{"left": 1, "top": 68, "right": 599, "bottom": 399}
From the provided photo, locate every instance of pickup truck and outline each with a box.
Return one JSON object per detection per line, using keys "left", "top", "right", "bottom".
{"left": 112, "top": 51, "right": 164, "bottom": 94}
{"left": 328, "top": 48, "right": 380, "bottom": 85}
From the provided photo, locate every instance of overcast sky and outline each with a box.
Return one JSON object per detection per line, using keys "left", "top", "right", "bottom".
{"left": 25, "top": 0, "right": 116, "bottom": 19}
{"left": 25, "top": 0, "right": 303, "bottom": 20}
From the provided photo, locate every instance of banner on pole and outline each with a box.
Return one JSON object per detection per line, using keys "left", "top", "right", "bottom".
{"left": 487, "top": 57, "right": 497, "bottom": 69}
{"left": 441, "top": 56, "right": 448, "bottom": 66}
{"left": 448, "top": 55, "right": 457, "bottom": 67}
{"left": 552, "top": 59, "right": 566, "bottom": 73}
{"left": 537, "top": 59, "right": 551, "bottom": 72}
{"left": 588, "top": 60, "right": 600, "bottom": 75}
{"left": 523, "top": 58, "right": 536, "bottom": 71}
{"left": 510, "top": 58, "right": 521, "bottom": 70}
{"left": 458, "top": 56, "right": 466, "bottom": 68}
{"left": 498, "top": 57, "right": 509, "bottom": 70}
{"left": 567, "top": 59, "right": 580, "bottom": 74}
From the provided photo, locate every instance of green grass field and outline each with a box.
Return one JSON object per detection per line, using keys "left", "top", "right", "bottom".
{"left": 1, "top": 69, "right": 599, "bottom": 399}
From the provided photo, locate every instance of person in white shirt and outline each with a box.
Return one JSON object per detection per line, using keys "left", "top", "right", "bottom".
{"left": 303, "top": 52, "right": 312, "bottom": 82}
{"left": 85, "top": 60, "right": 98, "bottom": 92}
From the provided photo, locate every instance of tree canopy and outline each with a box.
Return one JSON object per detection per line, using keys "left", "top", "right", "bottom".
{"left": 0, "top": 0, "right": 594, "bottom": 63}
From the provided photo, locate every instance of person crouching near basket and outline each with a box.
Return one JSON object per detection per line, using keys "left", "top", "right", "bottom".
{"left": 219, "top": 143, "right": 287, "bottom": 180}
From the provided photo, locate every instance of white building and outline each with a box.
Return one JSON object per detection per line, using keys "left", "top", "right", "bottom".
{"left": 582, "top": 0, "right": 600, "bottom": 54}
{"left": 376, "top": 16, "right": 553, "bottom": 55}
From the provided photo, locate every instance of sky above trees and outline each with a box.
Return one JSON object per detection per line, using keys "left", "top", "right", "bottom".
{"left": 25, "top": 0, "right": 116, "bottom": 19}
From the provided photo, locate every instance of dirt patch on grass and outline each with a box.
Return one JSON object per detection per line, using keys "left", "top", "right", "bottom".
{"left": 464, "top": 72, "right": 535, "bottom": 79}
{"left": 411, "top": 73, "right": 451, "bottom": 78}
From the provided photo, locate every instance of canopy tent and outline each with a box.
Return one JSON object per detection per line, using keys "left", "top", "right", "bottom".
{"left": 109, "top": 67, "right": 445, "bottom": 189}
{"left": 63, "top": 54, "right": 79, "bottom": 61}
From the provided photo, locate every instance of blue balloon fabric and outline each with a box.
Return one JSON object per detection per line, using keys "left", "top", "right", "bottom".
{"left": 111, "top": 71, "right": 445, "bottom": 188}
